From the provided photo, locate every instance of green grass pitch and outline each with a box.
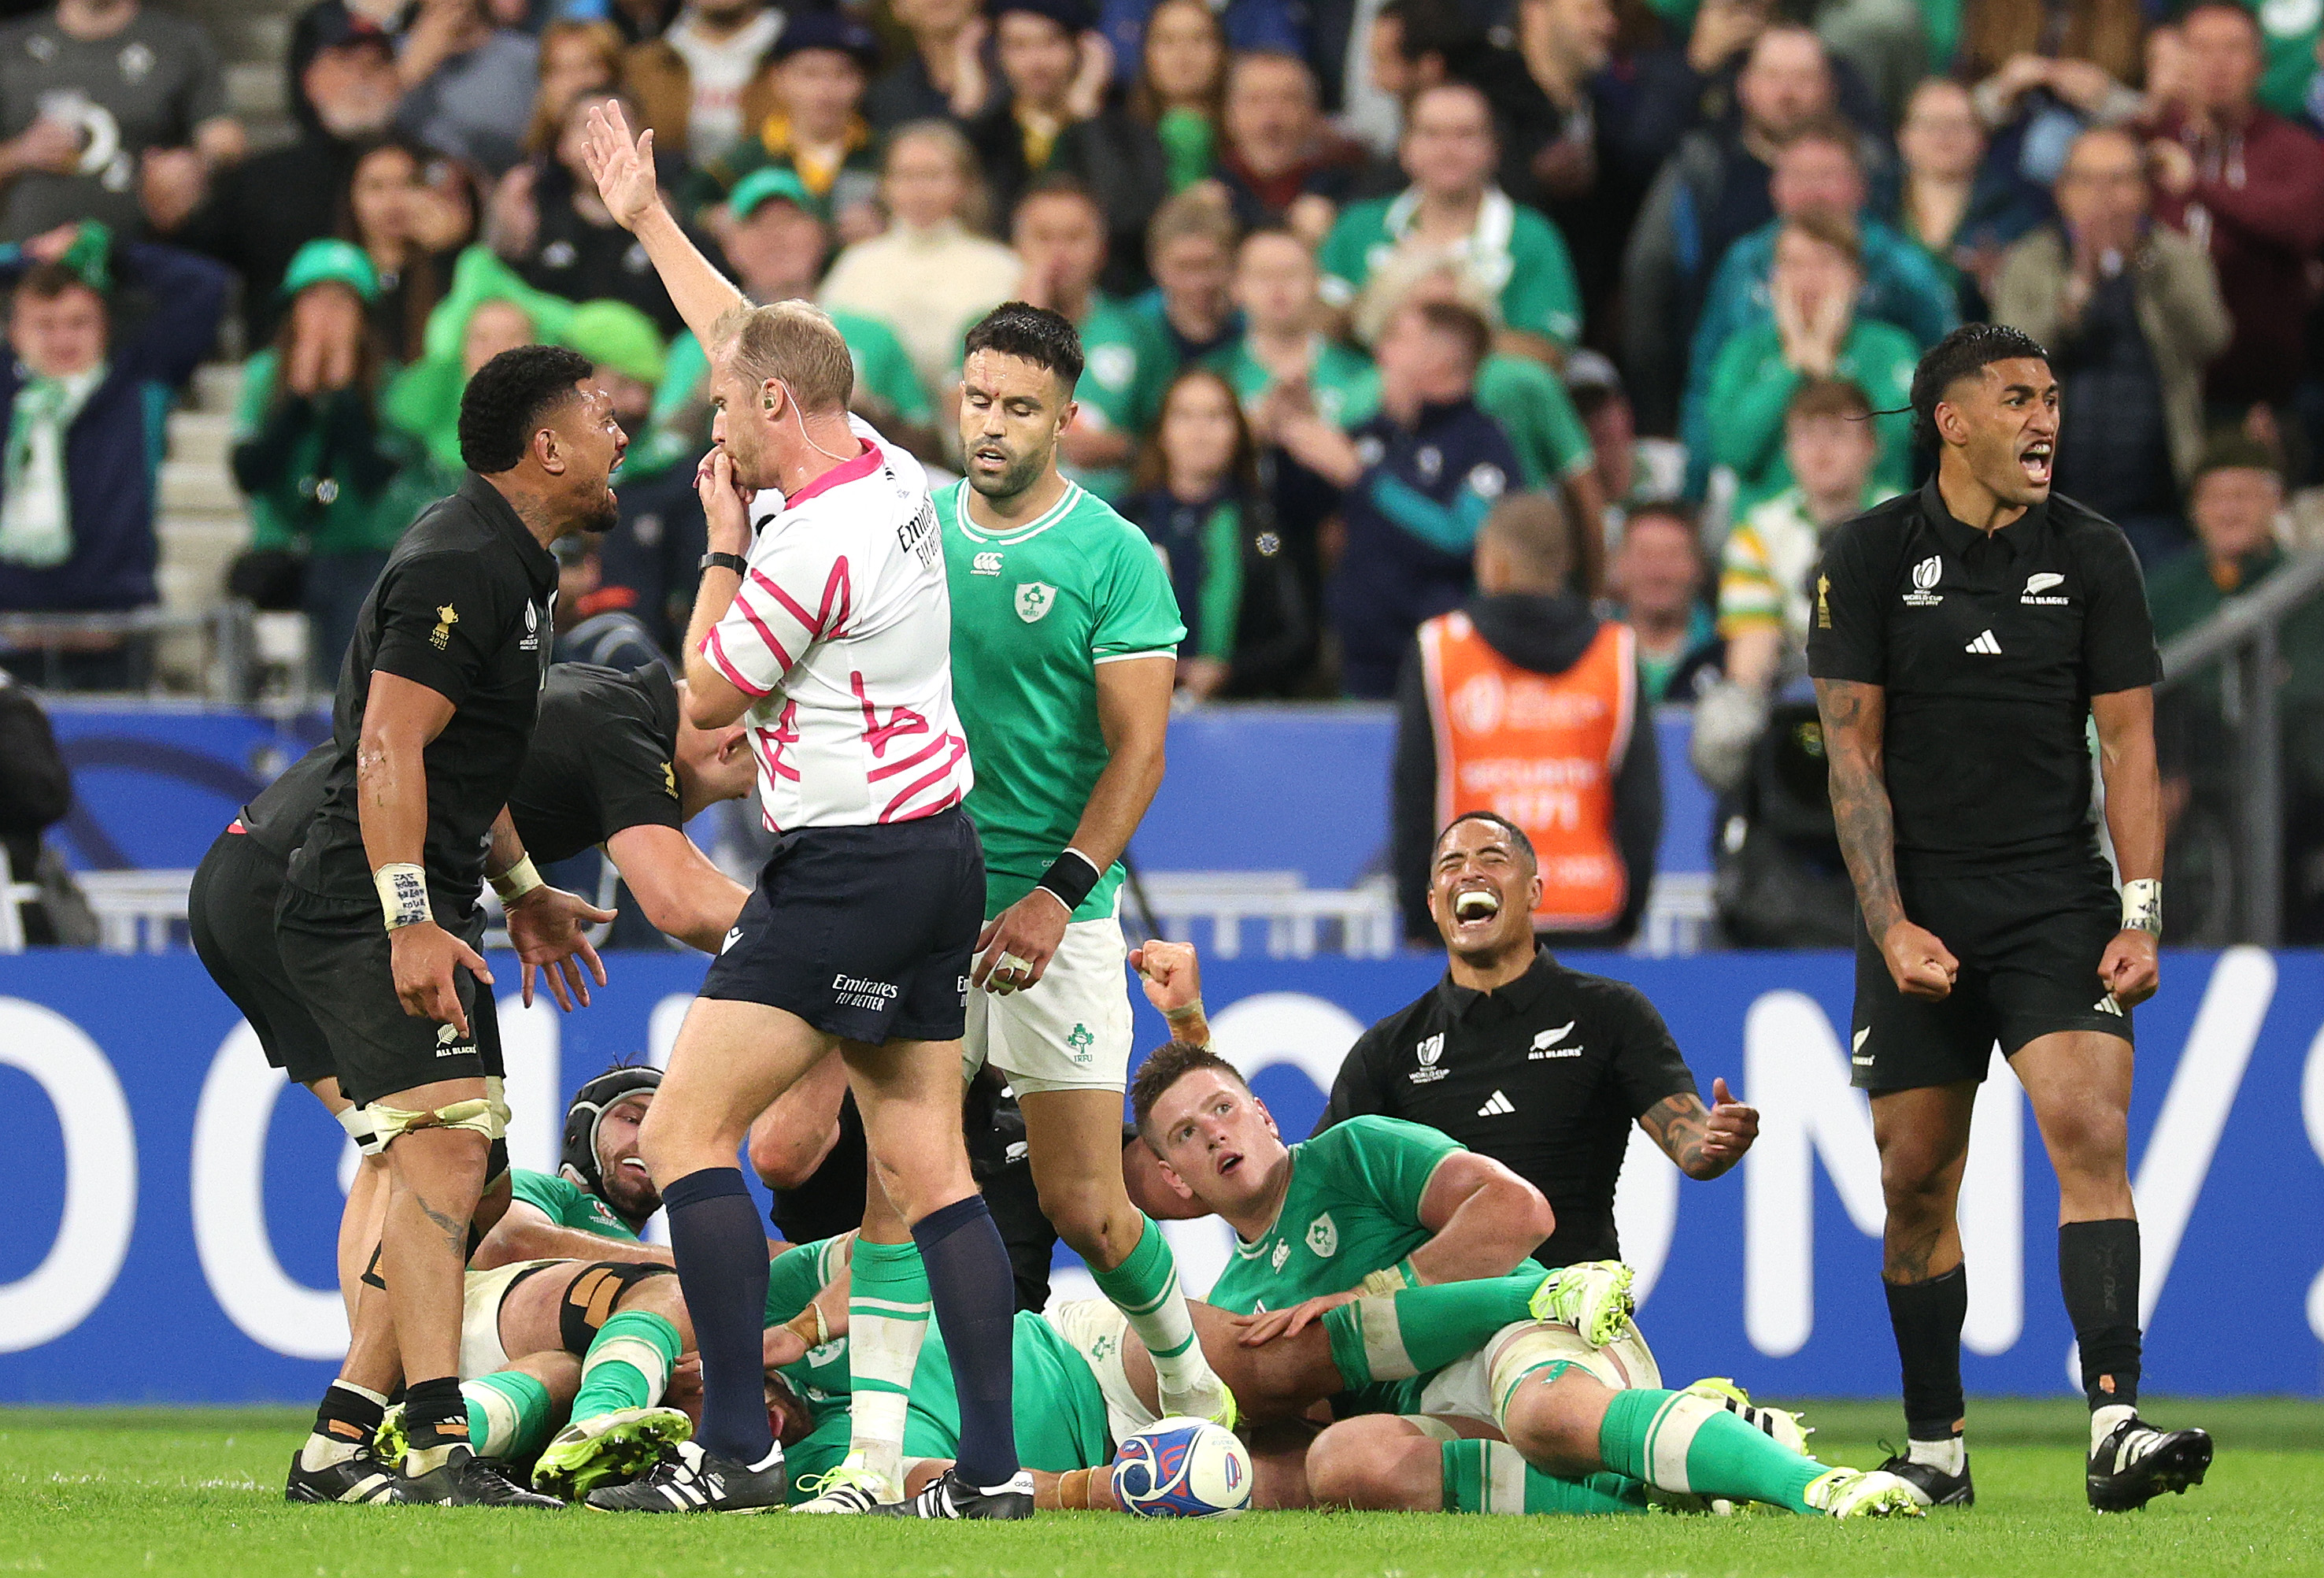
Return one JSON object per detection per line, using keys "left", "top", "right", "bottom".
{"left": 5, "top": 1398, "right": 2320, "bottom": 1577}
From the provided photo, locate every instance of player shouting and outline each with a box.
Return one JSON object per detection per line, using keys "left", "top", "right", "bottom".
{"left": 274, "top": 346, "right": 624, "bottom": 1509}
{"left": 580, "top": 102, "right": 1026, "bottom": 1517}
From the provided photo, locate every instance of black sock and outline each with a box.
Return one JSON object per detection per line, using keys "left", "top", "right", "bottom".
{"left": 1884, "top": 1265, "right": 1968, "bottom": 1442}
{"left": 403, "top": 1376, "right": 468, "bottom": 1450}
{"left": 2060, "top": 1218, "right": 2141, "bottom": 1411}
{"left": 312, "top": 1380, "right": 384, "bottom": 1450}
{"left": 913, "top": 1194, "right": 1019, "bottom": 1488}
{"left": 663, "top": 1165, "right": 775, "bottom": 1465}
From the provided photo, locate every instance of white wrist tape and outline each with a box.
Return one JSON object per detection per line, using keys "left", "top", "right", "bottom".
{"left": 375, "top": 863, "right": 431, "bottom": 932}
{"left": 491, "top": 854, "right": 544, "bottom": 904}
{"left": 2121, "top": 878, "right": 2162, "bottom": 937}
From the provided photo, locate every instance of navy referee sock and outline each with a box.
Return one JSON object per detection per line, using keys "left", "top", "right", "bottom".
{"left": 662, "top": 1166, "right": 775, "bottom": 1465}
{"left": 913, "top": 1194, "right": 1020, "bottom": 1488}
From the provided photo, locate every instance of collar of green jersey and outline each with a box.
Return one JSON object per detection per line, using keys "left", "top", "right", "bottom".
{"left": 951, "top": 476, "right": 1086, "bottom": 544}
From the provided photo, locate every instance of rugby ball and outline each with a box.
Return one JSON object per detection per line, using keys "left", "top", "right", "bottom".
{"left": 1111, "top": 1416, "right": 1252, "bottom": 1519}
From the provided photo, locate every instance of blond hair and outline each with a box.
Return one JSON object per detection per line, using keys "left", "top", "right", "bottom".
{"left": 711, "top": 298, "right": 854, "bottom": 415}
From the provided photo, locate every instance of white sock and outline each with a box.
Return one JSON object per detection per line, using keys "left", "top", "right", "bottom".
{"left": 1907, "top": 1435, "right": 1966, "bottom": 1476}
{"left": 299, "top": 1382, "right": 391, "bottom": 1471}
{"left": 845, "top": 1306, "right": 927, "bottom": 1491}
{"left": 2091, "top": 1402, "right": 2137, "bottom": 1454}
{"left": 1127, "top": 1276, "right": 1212, "bottom": 1401}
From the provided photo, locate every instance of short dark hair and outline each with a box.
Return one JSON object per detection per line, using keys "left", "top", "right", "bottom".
{"left": 1909, "top": 323, "right": 2048, "bottom": 452}
{"left": 13, "top": 261, "right": 100, "bottom": 306}
{"left": 1128, "top": 1041, "right": 1249, "bottom": 1146}
{"left": 458, "top": 343, "right": 594, "bottom": 473}
{"left": 963, "top": 301, "right": 1085, "bottom": 391}
{"left": 1434, "top": 810, "right": 1538, "bottom": 871}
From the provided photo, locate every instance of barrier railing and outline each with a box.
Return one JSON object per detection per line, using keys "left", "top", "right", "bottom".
{"left": 2155, "top": 547, "right": 2324, "bottom": 946}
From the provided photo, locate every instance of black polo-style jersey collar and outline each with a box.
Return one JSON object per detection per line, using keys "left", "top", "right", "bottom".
{"left": 633, "top": 659, "right": 683, "bottom": 756}
{"left": 458, "top": 471, "right": 559, "bottom": 588}
{"left": 1436, "top": 944, "right": 1562, "bottom": 1024}
{"left": 1917, "top": 476, "right": 2049, "bottom": 563}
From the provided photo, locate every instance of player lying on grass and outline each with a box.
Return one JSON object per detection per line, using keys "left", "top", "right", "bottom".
{"left": 748, "top": 1234, "right": 1638, "bottom": 1515}
{"left": 376, "top": 1068, "right": 783, "bottom": 1502}
{"left": 1114, "top": 1041, "right": 1922, "bottom": 1519}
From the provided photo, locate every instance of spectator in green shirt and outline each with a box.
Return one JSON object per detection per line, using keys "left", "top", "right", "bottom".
{"left": 1119, "top": 365, "right": 1313, "bottom": 697}
{"left": 1129, "top": 0, "right": 1228, "bottom": 194}
{"left": 1208, "top": 226, "right": 1380, "bottom": 428}
{"left": 1014, "top": 176, "right": 1177, "bottom": 498}
{"left": 1320, "top": 81, "right": 1583, "bottom": 362}
{"left": 1703, "top": 209, "right": 1917, "bottom": 512}
{"left": 231, "top": 239, "right": 436, "bottom": 685}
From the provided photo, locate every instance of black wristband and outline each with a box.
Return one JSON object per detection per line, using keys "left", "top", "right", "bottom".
{"left": 701, "top": 551, "right": 748, "bottom": 576}
{"left": 1035, "top": 849, "right": 1103, "bottom": 912}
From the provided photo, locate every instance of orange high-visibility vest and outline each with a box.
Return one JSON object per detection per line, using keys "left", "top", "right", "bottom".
{"left": 1417, "top": 610, "right": 1636, "bottom": 931}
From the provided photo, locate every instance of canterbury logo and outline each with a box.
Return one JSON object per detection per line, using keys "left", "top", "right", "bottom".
{"left": 971, "top": 551, "right": 1001, "bottom": 576}
{"left": 1477, "top": 1090, "right": 1515, "bottom": 1117}
{"left": 1965, "top": 629, "right": 2002, "bottom": 655}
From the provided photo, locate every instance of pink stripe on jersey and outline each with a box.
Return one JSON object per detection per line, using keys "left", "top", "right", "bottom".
{"left": 864, "top": 729, "right": 949, "bottom": 782}
{"left": 701, "top": 628, "right": 770, "bottom": 697}
{"left": 783, "top": 442, "right": 883, "bottom": 507}
{"left": 749, "top": 557, "right": 855, "bottom": 643}
{"left": 730, "top": 588, "right": 797, "bottom": 673}
{"left": 880, "top": 733, "right": 968, "bottom": 822}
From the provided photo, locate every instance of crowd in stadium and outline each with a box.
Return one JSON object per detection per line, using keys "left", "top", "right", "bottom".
{"left": 1, "top": 0, "right": 2322, "bottom": 936}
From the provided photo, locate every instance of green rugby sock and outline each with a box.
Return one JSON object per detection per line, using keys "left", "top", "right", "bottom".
{"left": 465, "top": 1371, "right": 553, "bottom": 1459}
{"left": 1441, "top": 1438, "right": 1648, "bottom": 1515}
{"left": 848, "top": 1236, "right": 933, "bottom": 1489}
{"left": 1597, "top": 1389, "right": 1823, "bottom": 1514}
{"left": 571, "top": 1309, "right": 685, "bottom": 1421}
{"left": 1323, "top": 1275, "right": 1542, "bottom": 1384}
{"left": 1088, "top": 1217, "right": 1213, "bottom": 1399}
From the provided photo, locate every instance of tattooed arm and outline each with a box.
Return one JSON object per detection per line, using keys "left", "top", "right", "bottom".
{"left": 1814, "top": 676, "right": 1957, "bottom": 1000}
{"left": 1639, "top": 1077, "right": 1760, "bottom": 1180}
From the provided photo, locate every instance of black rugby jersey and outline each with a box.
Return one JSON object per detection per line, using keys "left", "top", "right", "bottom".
{"left": 1807, "top": 480, "right": 2160, "bottom": 875}
{"left": 1316, "top": 946, "right": 1697, "bottom": 1267}
{"left": 287, "top": 474, "right": 559, "bottom": 912}
{"left": 250, "top": 663, "right": 684, "bottom": 875}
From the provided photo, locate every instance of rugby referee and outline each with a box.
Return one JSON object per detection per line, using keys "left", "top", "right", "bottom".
{"left": 275, "top": 344, "right": 629, "bottom": 1509}
{"left": 1808, "top": 323, "right": 2209, "bottom": 1512}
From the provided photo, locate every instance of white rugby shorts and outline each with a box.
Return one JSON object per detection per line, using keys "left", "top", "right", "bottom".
{"left": 965, "top": 913, "right": 1134, "bottom": 1095}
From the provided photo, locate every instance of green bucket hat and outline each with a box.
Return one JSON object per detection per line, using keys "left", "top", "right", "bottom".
{"left": 563, "top": 298, "right": 667, "bottom": 386}
{"left": 279, "top": 238, "right": 379, "bottom": 303}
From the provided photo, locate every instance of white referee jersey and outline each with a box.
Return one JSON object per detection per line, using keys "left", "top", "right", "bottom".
{"left": 698, "top": 418, "right": 972, "bottom": 830}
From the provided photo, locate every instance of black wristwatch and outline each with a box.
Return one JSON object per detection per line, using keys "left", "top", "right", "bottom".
{"left": 700, "top": 551, "right": 748, "bottom": 576}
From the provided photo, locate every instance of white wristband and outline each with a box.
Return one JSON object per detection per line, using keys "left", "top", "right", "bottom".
{"left": 2121, "top": 878, "right": 2161, "bottom": 937}
{"left": 375, "top": 863, "right": 431, "bottom": 932}
{"left": 491, "top": 854, "right": 544, "bottom": 904}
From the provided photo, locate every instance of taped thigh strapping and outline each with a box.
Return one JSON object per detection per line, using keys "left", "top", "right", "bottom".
{"left": 557, "top": 1261, "right": 677, "bottom": 1356}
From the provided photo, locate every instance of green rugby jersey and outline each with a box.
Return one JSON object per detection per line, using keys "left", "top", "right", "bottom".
{"left": 1203, "top": 1116, "right": 1468, "bottom": 1315}
{"left": 1070, "top": 296, "right": 1177, "bottom": 501}
{"left": 1202, "top": 1117, "right": 1548, "bottom": 1418}
{"left": 1318, "top": 189, "right": 1582, "bottom": 349}
{"left": 1205, "top": 335, "right": 1381, "bottom": 430}
{"left": 506, "top": 1168, "right": 638, "bottom": 1242}
{"left": 938, "top": 477, "right": 1184, "bottom": 920}
{"left": 765, "top": 1237, "right": 1113, "bottom": 1497}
